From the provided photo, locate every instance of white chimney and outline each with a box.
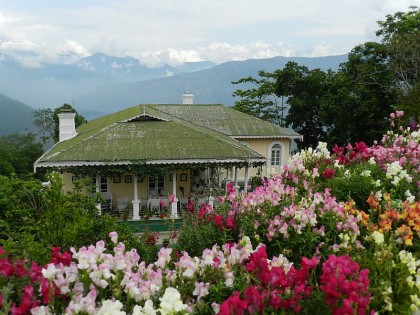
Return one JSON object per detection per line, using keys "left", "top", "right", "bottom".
{"left": 182, "top": 93, "right": 193, "bottom": 104}
{"left": 58, "top": 110, "right": 77, "bottom": 142}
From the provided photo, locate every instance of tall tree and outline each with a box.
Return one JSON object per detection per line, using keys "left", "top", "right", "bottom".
{"left": 0, "top": 133, "right": 43, "bottom": 177}
{"left": 33, "top": 108, "right": 55, "bottom": 146}
{"left": 276, "top": 62, "right": 333, "bottom": 150}
{"left": 376, "top": 6, "right": 419, "bottom": 94}
{"left": 232, "top": 70, "right": 286, "bottom": 126}
{"left": 319, "top": 42, "right": 397, "bottom": 146}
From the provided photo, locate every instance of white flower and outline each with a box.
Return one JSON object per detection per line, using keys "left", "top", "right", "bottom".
{"left": 368, "top": 157, "right": 376, "bottom": 165}
{"left": 96, "top": 300, "right": 126, "bottom": 315}
{"left": 371, "top": 231, "right": 384, "bottom": 245}
{"left": 360, "top": 170, "right": 371, "bottom": 177}
{"left": 30, "top": 306, "right": 52, "bottom": 315}
{"left": 132, "top": 300, "right": 157, "bottom": 315}
{"left": 158, "top": 287, "right": 187, "bottom": 315}
{"left": 42, "top": 263, "right": 59, "bottom": 280}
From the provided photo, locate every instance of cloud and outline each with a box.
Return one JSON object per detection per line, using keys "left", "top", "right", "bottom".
{"left": 134, "top": 41, "right": 345, "bottom": 67}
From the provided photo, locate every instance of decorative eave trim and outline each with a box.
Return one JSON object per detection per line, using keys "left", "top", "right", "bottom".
{"left": 232, "top": 135, "right": 303, "bottom": 140}
{"left": 34, "top": 157, "right": 267, "bottom": 170}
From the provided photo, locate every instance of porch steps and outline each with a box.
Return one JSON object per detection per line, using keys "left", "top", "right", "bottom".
{"left": 118, "top": 219, "right": 182, "bottom": 234}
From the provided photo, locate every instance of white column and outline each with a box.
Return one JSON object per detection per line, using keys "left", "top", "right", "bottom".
{"left": 244, "top": 165, "right": 250, "bottom": 193}
{"left": 208, "top": 195, "right": 215, "bottom": 209}
{"left": 171, "top": 171, "right": 178, "bottom": 218}
{"left": 132, "top": 175, "right": 140, "bottom": 220}
{"left": 233, "top": 166, "right": 239, "bottom": 193}
{"left": 95, "top": 175, "right": 101, "bottom": 214}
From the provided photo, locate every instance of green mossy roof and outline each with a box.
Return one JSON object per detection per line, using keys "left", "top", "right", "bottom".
{"left": 150, "top": 104, "right": 301, "bottom": 138}
{"left": 36, "top": 105, "right": 268, "bottom": 166}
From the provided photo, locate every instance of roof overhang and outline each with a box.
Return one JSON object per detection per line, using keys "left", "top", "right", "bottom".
{"left": 232, "top": 135, "right": 303, "bottom": 140}
{"left": 34, "top": 157, "right": 267, "bottom": 172}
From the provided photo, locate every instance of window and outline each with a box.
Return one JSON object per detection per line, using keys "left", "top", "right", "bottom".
{"left": 100, "top": 177, "right": 108, "bottom": 192}
{"left": 270, "top": 144, "right": 282, "bottom": 166}
{"left": 91, "top": 176, "right": 108, "bottom": 193}
{"left": 148, "top": 175, "right": 165, "bottom": 196}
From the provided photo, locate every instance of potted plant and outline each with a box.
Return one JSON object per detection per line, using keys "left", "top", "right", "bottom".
{"left": 122, "top": 208, "right": 129, "bottom": 221}
{"left": 162, "top": 237, "right": 170, "bottom": 248}
{"left": 143, "top": 208, "right": 150, "bottom": 220}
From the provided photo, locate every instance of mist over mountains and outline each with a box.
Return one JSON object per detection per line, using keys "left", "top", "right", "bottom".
{"left": 0, "top": 53, "right": 347, "bottom": 124}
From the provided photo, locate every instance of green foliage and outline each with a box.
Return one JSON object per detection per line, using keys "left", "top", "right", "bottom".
{"left": 232, "top": 7, "right": 418, "bottom": 150}
{"left": 0, "top": 133, "right": 43, "bottom": 178}
{"left": 316, "top": 163, "right": 384, "bottom": 211}
{"left": 175, "top": 211, "right": 232, "bottom": 257}
{"left": 276, "top": 62, "right": 332, "bottom": 149}
{"left": 232, "top": 70, "right": 287, "bottom": 126}
{"left": 0, "top": 173, "right": 142, "bottom": 264}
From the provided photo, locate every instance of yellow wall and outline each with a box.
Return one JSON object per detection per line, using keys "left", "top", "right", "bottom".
{"left": 234, "top": 138, "right": 291, "bottom": 179}
{"left": 61, "top": 138, "right": 292, "bottom": 200}
{"left": 62, "top": 170, "right": 191, "bottom": 208}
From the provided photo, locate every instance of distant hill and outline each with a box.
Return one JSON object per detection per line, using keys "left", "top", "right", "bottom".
{"left": 0, "top": 53, "right": 216, "bottom": 109}
{"left": 0, "top": 53, "right": 348, "bottom": 119}
{"left": 0, "top": 93, "right": 35, "bottom": 135}
{"left": 75, "top": 55, "right": 348, "bottom": 114}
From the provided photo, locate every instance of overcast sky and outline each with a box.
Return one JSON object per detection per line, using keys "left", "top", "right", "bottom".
{"left": 0, "top": 0, "right": 417, "bottom": 68}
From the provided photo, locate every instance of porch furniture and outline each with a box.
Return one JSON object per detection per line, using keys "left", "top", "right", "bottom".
{"left": 117, "top": 197, "right": 129, "bottom": 217}
{"left": 179, "top": 197, "right": 188, "bottom": 211}
{"left": 100, "top": 192, "right": 113, "bottom": 214}
{"left": 148, "top": 198, "right": 161, "bottom": 216}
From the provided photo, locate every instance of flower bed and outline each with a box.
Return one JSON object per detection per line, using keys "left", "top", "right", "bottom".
{"left": 0, "top": 112, "right": 419, "bottom": 314}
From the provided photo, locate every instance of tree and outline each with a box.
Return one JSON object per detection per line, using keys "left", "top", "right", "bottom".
{"left": 0, "top": 133, "right": 43, "bottom": 177}
{"left": 275, "top": 62, "right": 333, "bottom": 150}
{"left": 34, "top": 104, "right": 86, "bottom": 144}
{"left": 232, "top": 71, "right": 287, "bottom": 126}
{"left": 319, "top": 42, "right": 397, "bottom": 146}
{"left": 376, "top": 6, "right": 419, "bottom": 94}
{"left": 231, "top": 8, "right": 418, "bottom": 149}
{"left": 33, "top": 108, "right": 55, "bottom": 147}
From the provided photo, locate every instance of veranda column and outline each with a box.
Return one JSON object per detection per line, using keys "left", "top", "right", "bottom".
{"left": 132, "top": 175, "right": 140, "bottom": 220}
{"left": 244, "top": 164, "right": 250, "bottom": 193}
{"left": 233, "top": 166, "right": 239, "bottom": 193}
{"left": 95, "top": 175, "right": 101, "bottom": 214}
{"left": 171, "top": 171, "right": 179, "bottom": 218}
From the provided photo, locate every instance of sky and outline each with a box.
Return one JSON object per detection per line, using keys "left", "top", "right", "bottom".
{"left": 0, "top": 0, "right": 418, "bottom": 68}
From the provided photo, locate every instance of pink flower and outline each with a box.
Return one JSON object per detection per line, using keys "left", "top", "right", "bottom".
{"left": 169, "top": 194, "right": 175, "bottom": 203}
{"left": 109, "top": 231, "right": 118, "bottom": 244}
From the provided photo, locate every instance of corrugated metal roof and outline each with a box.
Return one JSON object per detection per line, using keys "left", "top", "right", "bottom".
{"left": 149, "top": 104, "right": 301, "bottom": 138}
{"left": 35, "top": 104, "right": 272, "bottom": 167}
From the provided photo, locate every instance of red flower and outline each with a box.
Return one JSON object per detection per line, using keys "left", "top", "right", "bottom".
{"left": 322, "top": 168, "right": 335, "bottom": 179}
{"left": 213, "top": 215, "right": 225, "bottom": 230}
{"left": 51, "top": 247, "right": 72, "bottom": 266}
{"left": 244, "top": 286, "right": 265, "bottom": 314}
{"left": 226, "top": 216, "right": 236, "bottom": 231}
{"left": 219, "top": 291, "right": 247, "bottom": 315}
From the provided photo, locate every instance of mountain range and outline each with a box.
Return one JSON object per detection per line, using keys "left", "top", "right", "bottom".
{"left": 0, "top": 53, "right": 348, "bottom": 131}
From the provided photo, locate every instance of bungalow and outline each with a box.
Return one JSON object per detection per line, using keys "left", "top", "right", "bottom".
{"left": 34, "top": 94, "right": 301, "bottom": 220}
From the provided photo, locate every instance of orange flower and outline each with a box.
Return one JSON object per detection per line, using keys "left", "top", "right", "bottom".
{"left": 396, "top": 224, "right": 413, "bottom": 246}
{"left": 367, "top": 194, "right": 380, "bottom": 211}
{"left": 379, "top": 209, "right": 400, "bottom": 232}
{"left": 401, "top": 202, "right": 420, "bottom": 234}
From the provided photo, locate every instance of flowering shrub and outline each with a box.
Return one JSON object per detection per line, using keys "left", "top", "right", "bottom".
{"left": 1, "top": 111, "right": 419, "bottom": 314}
